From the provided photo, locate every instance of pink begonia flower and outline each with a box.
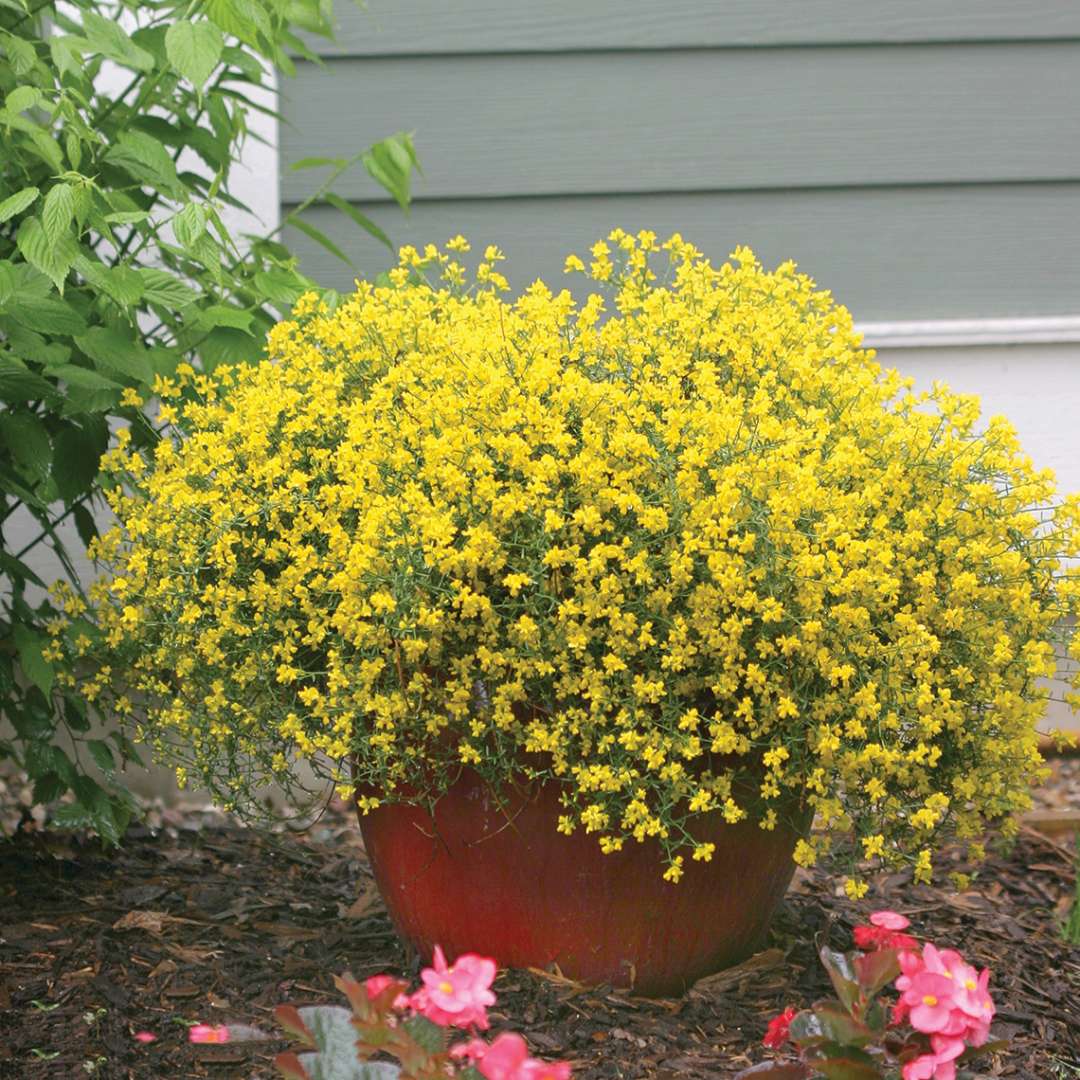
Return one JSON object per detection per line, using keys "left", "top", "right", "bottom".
{"left": 449, "top": 1037, "right": 490, "bottom": 1063}
{"left": 870, "top": 910, "right": 911, "bottom": 931}
{"left": 413, "top": 945, "right": 496, "bottom": 1029}
{"left": 903, "top": 971, "right": 958, "bottom": 1033}
{"left": 854, "top": 923, "right": 918, "bottom": 952}
{"left": 133, "top": 1031, "right": 157, "bottom": 1044}
{"left": 476, "top": 1032, "right": 572, "bottom": 1080}
{"left": 896, "top": 947, "right": 926, "bottom": 992}
{"left": 902, "top": 1035, "right": 966, "bottom": 1080}
{"left": 189, "top": 1024, "right": 230, "bottom": 1044}
{"left": 365, "top": 974, "right": 411, "bottom": 1010}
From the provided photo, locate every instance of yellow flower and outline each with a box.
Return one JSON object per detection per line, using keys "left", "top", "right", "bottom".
{"left": 80, "top": 230, "right": 1080, "bottom": 884}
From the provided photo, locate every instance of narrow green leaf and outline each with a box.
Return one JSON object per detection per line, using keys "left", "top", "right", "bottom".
{"left": 361, "top": 132, "right": 420, "bottom": 212}
{"left": 0, "top": 186, "right": 40, "bottom": 225}
{"left": 165, "top": 20, "right": 224, "bottom": 88}
{"left": 325, "top": 194, "right": 392, "bottom": 250}
{"left": 290, "top": 156, "right": 347, "bottom": 171}
{"left": 287, "top": 214, "right": 354, "bottom": 267}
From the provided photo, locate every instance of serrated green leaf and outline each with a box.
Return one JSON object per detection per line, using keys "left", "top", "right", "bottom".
{"left": 253, "top": 267, "right": 306, "bottom": 306}
{"left": 194, "top": 303, "right": 252, "bottom": 331}
{"left": 5, "top": 296, "right": 88, "bottom": 335}
{"left": 198, "top": 326, "right": 258, "bottom": 369}
{"left": 4, "top": 85, "right": 41, "bottom": 115}
{"left": 0, "top": 354, "right": 57, "bottom": 403}
{"left": 13, "top": 623, "right": 54, "bottom": 696}
{"left": 165, "top": 19, "right": 224, "bottom": 88}
{"left": 205, "top": 0, "right": 273, "bottom": 50}
{"left": 51, "top": 364, "right": 123, "bottom": 392}
{"left": 139, "top": 268, "right": 199, "bottom": 307}
{"left": 33, "top": 772, "right": 68, "bottom": 805}
{"left": 76, "top": 327, "right": 153, "bottom": 384}
{"left": 401, "top": 1015, "right": 445, "bottom": 1055}
{"left": 16, "top": 217, "right": 78, "bottom": 292}
{"left": 100, "top": 265, "right": 145, "bottom": 308}
{"left": 0, "top": 412, "right": 51, "bottom": 482}
{"left": 42, "top": 183, "right": 76, "bottom": 241}
{"left": 103, "top": 210, "right": 150, "bottom": 225}
{"left": 172, "top": 201, "right": 206, "bottom": 249}
{"left": 27, "top": 129, "right": 65, "bottom": 173}
{"left": 0, "top": 186, "right": 40, "bottom": 224}
{"left": 81, "top": 11, "right": 154, "bottom": 71}
{"left": 51, "top": 416, "right": 108, "bottom": 503}
{"left": 73, "top": 502, "right": 98, "bottom": 548}
{"left": 50, "top": 35, "right": 81, "bottom": 78}
{"left": 0, "top": 31, "right": 36, "bottom": 77}
{"left": 25, "top": 743, "right": 76, "bottom": 787}
{"left": 324, "top": 194, "right": 392, "bottom": 251}
{"left": 87, "top": 739, "right": 115, "bottom": 774}
{"left": 105, "top": 131, "right": 182, "bottom": 197}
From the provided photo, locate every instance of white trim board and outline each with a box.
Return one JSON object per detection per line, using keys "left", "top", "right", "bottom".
{"left": 857, "top": 315, "right": 1080, "bottom": 349}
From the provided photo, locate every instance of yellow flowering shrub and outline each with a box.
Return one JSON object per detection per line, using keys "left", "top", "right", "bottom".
{"left": 61, "top": 230, "right": 1080, "bottom": 881}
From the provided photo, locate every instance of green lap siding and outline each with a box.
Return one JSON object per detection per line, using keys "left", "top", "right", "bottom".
{"left": 281, "top": 3, "right": 1080, "bottom": 322}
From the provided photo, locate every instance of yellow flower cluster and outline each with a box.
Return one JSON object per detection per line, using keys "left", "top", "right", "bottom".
{"left": 65, "top": 230, "right": 1080, "bottom": 880}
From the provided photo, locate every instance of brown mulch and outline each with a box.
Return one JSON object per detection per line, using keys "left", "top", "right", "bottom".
{"left": 1, "top": 761, "right": 1078, "bottom": 1080}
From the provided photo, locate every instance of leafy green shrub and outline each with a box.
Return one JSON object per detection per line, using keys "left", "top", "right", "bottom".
{"left": 0, "top": 0, "right": 418, "bottom": 841}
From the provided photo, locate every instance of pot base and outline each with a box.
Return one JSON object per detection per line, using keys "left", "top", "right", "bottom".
{"left": 358, "top": 771, "right": 805, "bottom": 997}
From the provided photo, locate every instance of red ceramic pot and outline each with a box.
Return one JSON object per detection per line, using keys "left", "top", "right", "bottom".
{"left": 357, "top": 770, "right": 807, "bottom": 997}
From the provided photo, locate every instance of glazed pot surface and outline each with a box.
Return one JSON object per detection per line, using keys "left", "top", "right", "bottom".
{"left": 358, "top": 771, "right": 805, "bottom": 997}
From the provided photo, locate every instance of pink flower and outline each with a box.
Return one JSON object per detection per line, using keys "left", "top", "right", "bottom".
{"left": 870, "top": 910, "right": 911, "bottom": 931}
{"left": 365, "top": 974, "right": 410, "bottom": 1010}
{"left": 854, "top": 924, "right": 919, "bottom": 951}
{"left": 133, "top": 1031, "right": 157, "bottom": 1044}
{"left": 854, "top": 911, "right": 917, "bottom": 952}
{"left": 413, "top": 945, "right": 496, "bottom": 1030}
{"left": 903, "top": 971, "right": 958, "bottom": 1033}
{"left": 762, "top": 1007, "right": 797, "bottom": 1048}
{"left": 476, "top": 1032, "right": 572, "bottom": 1080}
{"left": 450, "top": 1038, "right": 490, "bottom": 1064}
{"left": 189, "top": 1024, "right": 230, "bottom": 1044}
{"left": 896, "top": 948, "right": 926, "bottom": 992}
{"left": 901, "top": 1036, "right": 966, "bottom": 1080}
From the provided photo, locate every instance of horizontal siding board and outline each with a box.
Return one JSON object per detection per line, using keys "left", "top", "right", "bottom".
{"left": 282, "top": 183, "right": 1080, "bottom": 322}
{"left": 280, "top": 43, "right": 1080, "bottom": 203}
{"left": 315, "top": 1, "right": 1080, "bottom": 56}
